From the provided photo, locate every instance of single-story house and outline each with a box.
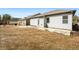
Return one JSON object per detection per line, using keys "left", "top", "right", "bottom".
{"left": 25, "top": 13, "right": 41, "bottom": 25}
{"left": 18, "top": 19, "right": 26, "bottom": 26}
{"left": 9, "top": 18, "right": 26, "bottom": 26}
{"left": 9, "top": 18, "right": 21, "bottom": 25}
{"left": 26, "top": 10, "right": 77, "bottom": 35}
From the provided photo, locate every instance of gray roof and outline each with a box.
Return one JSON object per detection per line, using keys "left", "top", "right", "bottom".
{"left": 44, "top": 10, "right": 76, "bottom": 15}
{"left": 27, "top": 10, "right": 76, "bottom": 18}
{"left": 25, "top": 13, "right": 41, "bottom": 19}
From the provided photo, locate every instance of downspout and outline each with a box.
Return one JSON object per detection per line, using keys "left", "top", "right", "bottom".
{"left": 44, "top": 15, "right": 46, "bottom": 27}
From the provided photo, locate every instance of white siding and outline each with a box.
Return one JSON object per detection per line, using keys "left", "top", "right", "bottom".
{"left": 30, "top": 14, "right": 73, "bottom": 30}
{"left": 38, "top": 18, "right": 44, "bottom": 27}
{"left": 47, "top": 14, "right": 73, "bottom": 30}
{"left": 30, "top": 18, "right": 44, "bottom": 27}
{"left": 30, "top": 18, "right": 39, "bottom": 26}
{"left": 21, "top": 20, "right": 26, "bottom": 26}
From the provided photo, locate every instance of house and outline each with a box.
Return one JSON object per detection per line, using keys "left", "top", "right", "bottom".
{"left": 28, "top": 10, "right": 76, "bottom": 35}
{"left": 9, "top": 18, "right": 21, "bottom": 25}
{"left": 18, "top": 19, "right": 26, "bottom": 26}
{"left": 25, "top": 13, "right": 41, "bottom": 25}
{"left": 9, "top": 18, "right": 26, "bottom": 26}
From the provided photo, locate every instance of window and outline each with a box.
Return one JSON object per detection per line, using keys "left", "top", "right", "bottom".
{"left": 62, "top": 16, "right": 68, "bottom": 24}
{"left": 46, "top": 18, "right": 49, "bottom": 23}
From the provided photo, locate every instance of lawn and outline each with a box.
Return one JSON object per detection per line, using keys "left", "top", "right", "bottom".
{"left": 0, "top": 25, "right": 79, "bottom": 50}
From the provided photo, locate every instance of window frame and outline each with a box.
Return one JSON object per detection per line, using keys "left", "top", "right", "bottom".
{"left": 62, "top": 15, "right": 68, "bottom": 24}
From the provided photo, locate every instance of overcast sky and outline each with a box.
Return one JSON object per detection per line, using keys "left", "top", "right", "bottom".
{"left": 0, "top": 8, "right": 79, "bottom": 18}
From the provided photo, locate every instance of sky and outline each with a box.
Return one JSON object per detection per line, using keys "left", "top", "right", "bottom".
{"left": 0, "top": 8, "right": 79, "bottom": 18}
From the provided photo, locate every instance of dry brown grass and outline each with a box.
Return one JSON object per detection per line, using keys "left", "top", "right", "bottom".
{"left": 0, "top": 25, "right": 79, "bottom": 50}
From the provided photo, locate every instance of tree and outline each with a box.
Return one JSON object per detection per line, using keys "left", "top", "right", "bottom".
{"left": 2, "top": 14, "right": 11, "bottom": 25}
{"left": 73, "top": 15, "right": 78, "bottom": 25}
{"left": 0, "top": 15, "right": 1, "bottom": 20}
{"left": 0, "top": 15, "right": 2, "bottom": 25}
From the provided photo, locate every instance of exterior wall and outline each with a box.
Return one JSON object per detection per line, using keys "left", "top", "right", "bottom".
{"left": 9, "top": 21, "right": 18, "bottom": 25}
{"left": 22, "top": 20, "right": 26, "bottom": 26}
{"left": 38, "top": 18, "right": 44, "bottom": 27}
{"left": 47, "top": 14, "right": 73, "bottom": 30}
{"left": 30, "top": 18, "right": 44, "bottom": 27}
{"left": 30, "top": 14, "right": 73, "bottom": 30}
{"left": 30, "top": 18, "right": 39, "bottom": 26}
{"left": 18, "top": 20, "right": 26, "bottom": 26}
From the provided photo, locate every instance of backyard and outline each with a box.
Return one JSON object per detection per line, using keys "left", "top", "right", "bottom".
{"left": 0, "top": 25, "right": 79, "bottom": 50}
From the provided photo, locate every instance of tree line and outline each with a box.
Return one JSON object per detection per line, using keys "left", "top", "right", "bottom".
{"left": 0, "top": 14, "right": 11, "bottom": 25}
